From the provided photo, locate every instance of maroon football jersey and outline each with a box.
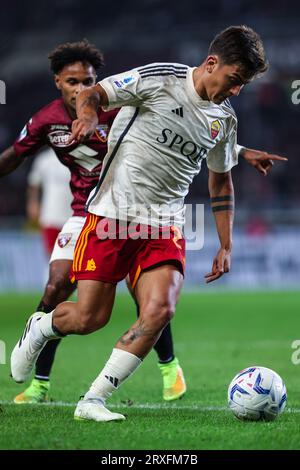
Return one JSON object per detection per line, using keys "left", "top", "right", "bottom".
{"left": 14, "top": 98, "right": 118, "bottom": 217}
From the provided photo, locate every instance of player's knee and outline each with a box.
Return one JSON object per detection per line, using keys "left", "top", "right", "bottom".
{"left": 142, "top": 300, "right": 175, "bottom": 330}
{"left": 77, "top": 313, "right": 98, "bottom": 334}
{"left": 77, "top": 309, "right": 110, "bottom": 334}
{"left": 45, "top": 261, "right": 74, "bottom": 300}
{"left": 159, "top": 303, "right": 175, "bottom": 326}
{"left": 45, "top": 273, "right": 68, "bottom": 299}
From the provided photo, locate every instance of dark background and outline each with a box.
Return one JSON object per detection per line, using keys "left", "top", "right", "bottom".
{"left": 0, "top": 0, "right": 299, "bottom": 222}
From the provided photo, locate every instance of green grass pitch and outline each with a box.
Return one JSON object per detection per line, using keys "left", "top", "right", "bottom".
{"left": 0, "top": 291, "right": 300, "bottom": 450}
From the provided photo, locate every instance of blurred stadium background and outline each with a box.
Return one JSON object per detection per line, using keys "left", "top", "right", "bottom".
{"left": 1, "top": 0, "right": 300, "bottom": 291}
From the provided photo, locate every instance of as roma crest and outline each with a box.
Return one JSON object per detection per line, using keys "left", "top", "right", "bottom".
{"left": 211, "top": 120, "right": 221, "bottom": 139}
{"left": 57, "top": 233, "right": 72, "bottom": 248}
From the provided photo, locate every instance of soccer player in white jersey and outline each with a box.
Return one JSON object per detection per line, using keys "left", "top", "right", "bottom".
{"left": 11, "top": 25, "right": 284, "bottom": 422}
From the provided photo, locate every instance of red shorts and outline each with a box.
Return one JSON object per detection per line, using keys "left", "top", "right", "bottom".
{"left": 42, "top": 227, "right": 61, "bottom": 256}
{"left": 72, "top": 213, "right": 185, "bottom": 289}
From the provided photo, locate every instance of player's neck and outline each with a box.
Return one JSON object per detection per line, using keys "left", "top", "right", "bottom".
{"left": 64, "top": 101, "right": 77, "bottom": 120}
{"left": 192, "top": 65, "right": 210, "bottom": 102}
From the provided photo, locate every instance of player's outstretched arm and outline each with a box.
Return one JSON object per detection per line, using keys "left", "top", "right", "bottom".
{"left": 240, "top": 147, "right": 287, "bottom": 176}
{"left": 0, "top": 146, "right": 24, "bottom": 176}
{"left": 205, "top": 169, "right": 234, "bottom": 284}
{"left": 70, "top": 84, "right": 109, "bottom": 143}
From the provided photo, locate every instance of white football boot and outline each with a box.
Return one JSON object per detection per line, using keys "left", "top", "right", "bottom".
{"left": 74, "top": 398, "right": 126, "bottom": 422}
{"left": 11, "top": 312, "right": 48, "bottom": 383}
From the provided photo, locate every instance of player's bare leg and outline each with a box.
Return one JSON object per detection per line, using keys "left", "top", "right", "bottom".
{"left": 14, "top": 259, "right": 77, "bottom": 404}
{"left": 50, "top": 279, "right": 116, "bottom": 334}
{"left": 125, "top": 276, "right": 186, "bottom": 401}
{"left": 11, "top": 279, "right": 115, "bottom": 379}
{"left": 117, "top": 266, "right": 183, "bottom": 357}
{"left": 74, "top": 265, "right": 183, "bottom": 422}
{"left": 43, "top": 260, "right": 77, "bottom": 308}
{"left": 11, "top": 278, "right": 125, "bottom": 421}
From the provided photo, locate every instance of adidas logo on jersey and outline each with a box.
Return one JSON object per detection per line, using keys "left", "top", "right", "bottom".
{"left": 171, "top": 107, "right": 183, "bottom": 117}
{"left": 105, "top": 375, "right": 119, "bottom": 387}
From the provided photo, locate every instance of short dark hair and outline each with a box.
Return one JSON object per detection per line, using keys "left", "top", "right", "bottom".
{"left": 208, "top": 25, "right": 268, "bottom": 79}
{"left": 48, "top": 39, "right": 105, "bottom": 74}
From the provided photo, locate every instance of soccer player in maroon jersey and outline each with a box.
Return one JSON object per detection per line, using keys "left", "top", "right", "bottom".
{"left": 26, "top": 148, "right": 73, "bottom": 257}
{"left": 0, "top": 40, "right": 187, "bottom": 403}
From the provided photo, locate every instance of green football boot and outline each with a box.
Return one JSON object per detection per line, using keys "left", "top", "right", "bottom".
{"left": 14, "top": 378, "right": 50, "bottom": 404}
{"left": 158, "top": 357, "right": 186, "bottom": 401}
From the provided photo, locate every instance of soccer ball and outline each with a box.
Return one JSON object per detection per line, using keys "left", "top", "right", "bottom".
{"left": 228, "top": 366, "right": 287, "bottom": 421}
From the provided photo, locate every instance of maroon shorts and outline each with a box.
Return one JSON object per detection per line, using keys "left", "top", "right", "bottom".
{"left": 42, "top": 226, "right": 61, "bottom": 256}
{"left": 72, "top": 213, "right": 185, "bottom": 289}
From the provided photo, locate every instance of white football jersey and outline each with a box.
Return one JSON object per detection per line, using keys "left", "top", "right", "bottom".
{"left": 87, "top": 63, "right": 239, "bottom": 228}
{"left": 28, "top": 148, "right": 72, "bottom": 227}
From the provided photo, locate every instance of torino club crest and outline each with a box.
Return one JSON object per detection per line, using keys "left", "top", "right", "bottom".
{"left": 95, "top": 124, "right": 109, "bottom": 143}
{"left": 57, "top": 233, "right": 72, "bottom": 248}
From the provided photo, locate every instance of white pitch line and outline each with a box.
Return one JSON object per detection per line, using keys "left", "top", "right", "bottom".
{"left": 0, "top": 401, "right": 226, "bottom": 411}
{"left": 0, "top": 401, "right": 299, "bottom": 413}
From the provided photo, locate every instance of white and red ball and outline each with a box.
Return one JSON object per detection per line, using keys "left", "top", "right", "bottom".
{"left": 228, "top": 366, "right": 287, "bottom": 421}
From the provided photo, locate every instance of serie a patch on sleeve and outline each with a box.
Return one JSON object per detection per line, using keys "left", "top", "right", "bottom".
{"left": 113, "top": 75, "right": 136, "bottom": 89}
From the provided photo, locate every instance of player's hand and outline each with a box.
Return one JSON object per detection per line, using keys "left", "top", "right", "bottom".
{"left": 68, "top": 118, "right": 98, "bottom": 144}
{"left": 205, "top": 247, "right": 231, "bottom": 283}
{"left": 242, "top": 148, "right": 287, "bottom": 176}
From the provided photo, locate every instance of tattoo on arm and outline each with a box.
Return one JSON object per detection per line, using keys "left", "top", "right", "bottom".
{"left": 211, "top": 195, "right": 234, "bottom": 212}
{"left": 212, "top": 205, "right": 234, "bottom": 213}
{"left": 119, "top": 319, "right": 155, "bottom": 345}
{"left": 210, "top": 195, "right": 234, "bottom": 203}
{"left": 80, "top": 94, "right": 100, "bottom": 112}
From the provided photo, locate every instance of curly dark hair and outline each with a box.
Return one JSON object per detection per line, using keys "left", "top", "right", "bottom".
{"left": 48, "top": 39, "right": 105, "bottom": 74}
{"left": 208, "top": 25, "right": 268, "bottom": 79}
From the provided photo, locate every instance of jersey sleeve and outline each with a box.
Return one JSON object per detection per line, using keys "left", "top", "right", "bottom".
{"left": 99, "top": 66, "right": 161, "bottom": 111}
{"left": 236, "top": 144, "right": 245, "bottom": 155}
{"left": 206, "top": 118, "right": 239, "bottom": 173}
{"left": 13, "top": 113, "right": 46, "bottom": 158}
